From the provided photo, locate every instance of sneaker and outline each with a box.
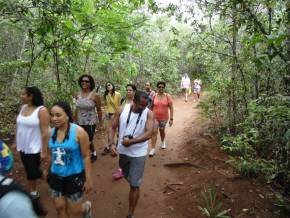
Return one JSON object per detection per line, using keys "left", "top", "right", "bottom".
{"left": 101, "top": 147, "right": 110, "bottom": 156}
{"left": 160, "top": 142, "right": 166, "bottom": 149}
{"left": 83, "top": 201, "right": 92, "bottom": 218}
{"left": 30, "top": 191, "right": 40, "bottom": 199}
{"left": 126, "top": 215, "right": 134, "bottom": 218}
{"left": 90, "top": 153, "right": 97, "bottom": 162}
{"left": 113, "top": 168, "right": 124, "bottom": 180}
{"left": 149, "top": 148, "right": 155, "bottom": 157}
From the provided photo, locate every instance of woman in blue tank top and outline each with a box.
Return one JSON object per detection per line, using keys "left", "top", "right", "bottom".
{"left": 45, "top": 101, "right": 93, "bottom": 218}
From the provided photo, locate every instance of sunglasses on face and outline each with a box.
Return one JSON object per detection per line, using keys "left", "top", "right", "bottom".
{"left": 158, "top": 86, "right": 165, "bottom": 89}
{"left": 107, "top": 84, "right": 112, "bottom": 87}
{"left": 81, "top": 80, "right": 90, "bottom": 83}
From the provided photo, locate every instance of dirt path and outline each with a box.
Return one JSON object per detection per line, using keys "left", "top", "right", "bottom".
{"left": 12, "top": 95, "right": 282, "bottom": 218}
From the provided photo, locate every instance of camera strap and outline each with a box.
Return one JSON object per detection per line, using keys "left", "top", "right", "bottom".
{"left": 125, "top": 106, "right": 143, "bottom": 137}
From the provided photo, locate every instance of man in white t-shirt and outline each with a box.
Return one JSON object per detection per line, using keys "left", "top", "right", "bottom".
{"left": 181, "top": 73, "right": 191, "bottom": 102}
{"left": 109, "top": 91, "right": 154, "bottom": 218}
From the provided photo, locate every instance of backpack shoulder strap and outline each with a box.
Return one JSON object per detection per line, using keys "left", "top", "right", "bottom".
{"left": 121, "top": 96, "right": 127, "bottom": 105}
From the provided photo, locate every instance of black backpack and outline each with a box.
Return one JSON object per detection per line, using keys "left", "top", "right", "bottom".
{"left": 0, "top": 176, "right": 47, "bottom": 216}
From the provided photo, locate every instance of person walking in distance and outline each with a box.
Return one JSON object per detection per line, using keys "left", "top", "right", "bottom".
{"left": 102, "top": 81, "right": 121, "bottom": 155}
{"left": 193, "top": 80, "right": 201, "bottom": 102}
{"left": 148, "top": 81, "right": 174, "bottom": 157}
{"left": 144, "top": 82, "right": 155, "bottom": 109}
{"left": 109, "top": 91, "right": 154, "bottom": 218}
{"left": 121, "top": 84, "right": 137, "bottom": 107}
{"left": 75, "top": 74, "right": 103, "bottom": 162}
{"left": 180, "top": 73, "right": 191, "bottom": 102}
{"left": 15, "top": 86, "right": 49, "bottom": 200}
{"left": 46, "top": 101, "right": 93, "bottom": 218}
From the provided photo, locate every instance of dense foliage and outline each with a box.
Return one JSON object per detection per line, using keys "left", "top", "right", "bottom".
{"left": 183, "top": 0, "right": 290, "bottom": 195}
{"left": 0, "top": 0, "right": 193, "bottom": 134}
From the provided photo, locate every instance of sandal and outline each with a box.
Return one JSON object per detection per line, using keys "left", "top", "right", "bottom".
{"left": 113, "top": 168, "right": 124, "bottom": 180}
{"left": 101, "top": 147, "right": 111, "bottom": 156}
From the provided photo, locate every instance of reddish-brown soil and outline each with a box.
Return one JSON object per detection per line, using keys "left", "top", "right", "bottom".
{"left": 10, "top": 96, "right": 284, "bottom": 218}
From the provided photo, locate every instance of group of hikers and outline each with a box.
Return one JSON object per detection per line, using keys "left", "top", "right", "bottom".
{"left": 0, "top": 73, "right": 201, "bottom": 218}
{"left": 180, "top": 73, "right": 202, "bottom": 103}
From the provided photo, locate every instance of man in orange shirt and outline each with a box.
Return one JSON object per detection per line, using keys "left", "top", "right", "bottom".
{"left": 149, "top": 81, "right": 174, "bottom": 157}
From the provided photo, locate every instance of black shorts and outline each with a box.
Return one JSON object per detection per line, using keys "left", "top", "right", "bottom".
{"left": 20, "top": 152, "right": 42, "bottom": 180}
{"left": 47, "top": 172, "right": 85, "bottom": 197}
{"left": 80, "top": 125, "right": 96, "bottom": 142}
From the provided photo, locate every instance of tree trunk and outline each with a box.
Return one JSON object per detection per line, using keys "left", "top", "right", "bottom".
{"left": 11, "top": 34, "right": 27, "bottom": 87}
{"left": 230, "top": 1, "right": 238, "bottom": 133}
{"left": 253, "top": 46, "right": 260, "bottom": 99}
{"left": 25, "top": 31, "right": 35, "bottom": 86}
{"left": 285, "top": 1, "right": 290, "bottom": 95}
{"left": 266, "top": 6, "right": 273, "bottom": 94}
{"left": 53, "top": 46, "right": 61, "bottom": 90}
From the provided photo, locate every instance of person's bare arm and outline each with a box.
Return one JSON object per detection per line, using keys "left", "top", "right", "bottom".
{"left": 168, "top": 97, "right": 174, "bottom": 127}
{"left": 108, "top": 109, "right": 121, "bottom": 156}
{"left": 72, "top": 94, "right": 78, "bottom": 122}
{"left": 78, "top": 127, "right": 92, "bottom": 193}
{"left": 39, "top": 107, "right": 50, "bottom": 159}
{"left": 43, "top": 147, "right": 51, "bottom": 180}
{"left": 122, "top": 110, "right": 154, "bottom": 147}
{"left": 95, "top": 93, "right": 103, "bottom": 127}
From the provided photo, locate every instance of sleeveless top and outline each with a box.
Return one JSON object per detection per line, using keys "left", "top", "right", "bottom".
{"left": 121, "top": 97, "right": 133, "bottom": 107}
{"left": 49, "top": 123, "right": 84, "bottom": 177}
{"left": 117, "top": 104, "right": 149, "bottom": 157}
{"left": 16, "top": 105, "right": 44, "bottom": 154}
{"left": 75, "top": 91, "right": 97, "bottom": 125}
{"left": 152, "top": 94, "right": 172, "bottom": 121}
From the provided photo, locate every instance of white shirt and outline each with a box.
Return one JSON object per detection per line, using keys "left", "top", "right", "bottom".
{"left": 194, "top": 84, "right": 201, "bottom": 92}
{"left": 117, "top": 104, "right": 149, "bottom": 157}
{"left": 181, "top": 76, "right": 191, "bottom": 89}
{"left": 16, "top": 105, "right": 43, "bottom": 154}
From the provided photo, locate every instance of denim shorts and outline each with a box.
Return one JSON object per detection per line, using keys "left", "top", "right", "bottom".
{"left": 119, "top": 154, "right": 146, "bottom": 187}
{"left": 154, "top": 120, "right": 167, "bottom": 129}
{"left": 47, "top": 172, "right": 85, "bottom": 202}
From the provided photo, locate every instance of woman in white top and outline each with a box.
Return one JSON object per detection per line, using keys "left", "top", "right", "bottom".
{"left": 180, "top": 73, "right": 191, "bottom": 102}
{"left": 15, "top": 86, "right": 49, "bottom": 199}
